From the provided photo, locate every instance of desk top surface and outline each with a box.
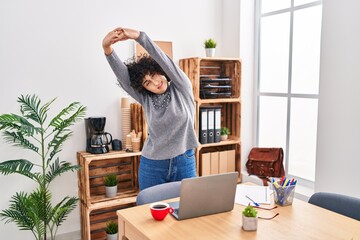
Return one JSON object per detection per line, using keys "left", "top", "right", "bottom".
{"left": 118, "top": 192, "right": 360, "bottom": 240}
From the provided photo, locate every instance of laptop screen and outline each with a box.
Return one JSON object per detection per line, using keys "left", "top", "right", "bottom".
{"left": 169, "top": 172, "right": 238, "bottom": 220}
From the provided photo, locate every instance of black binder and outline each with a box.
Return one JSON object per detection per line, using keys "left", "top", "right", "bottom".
{"left": 199, "top": 108, "right": 208, "bottom": 144}
{"left": 207, "top": 108, "right": 215, "bottom": 143}
{"left": 214, "top": 106, "right": 222, "bottom": 143}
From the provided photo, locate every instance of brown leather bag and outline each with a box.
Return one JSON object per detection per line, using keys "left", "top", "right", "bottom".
{"left": 246, "top": 148, "right": 285, "bottom": 186}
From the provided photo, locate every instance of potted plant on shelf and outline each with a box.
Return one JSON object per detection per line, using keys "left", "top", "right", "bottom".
{"left": 104, "top": 173, "right": 118, "bottom": 198}
{"left": 0, "top": 94, "right": 86, "bottom": 240}
{"left": 204, "top": 38, "right": 217, "bottom": 57}
{"left": 105, "top": 220, "right": 118, "bottom": 240}
{"left": 242, "top": 205, "right": 258, "bottom": 231}
{"left": 220, "top": 127, "right": 230, "bottom": 141}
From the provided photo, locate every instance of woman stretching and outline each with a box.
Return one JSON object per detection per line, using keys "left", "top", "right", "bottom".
{"left": 102, "top": 27, "right": 198, "bottom": 190}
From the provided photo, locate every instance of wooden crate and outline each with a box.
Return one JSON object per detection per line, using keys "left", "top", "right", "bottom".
{"left": 80, "top": 201, "right": 136, "bottom": 240}
{"left": 179, "top": 57, "right": 242, "bottom": 179}
{"left": 180, "top": 57, "right": 241, "bottom": 100}
{"left": 196, "top": 102, "right": 241, "bottom": 141}
{"left": 77, "top": 151, "right": 141, "bottom": 207}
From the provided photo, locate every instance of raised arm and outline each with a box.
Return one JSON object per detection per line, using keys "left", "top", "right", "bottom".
{"left": 103, "top": 28, "right": 142, "bottom": 102}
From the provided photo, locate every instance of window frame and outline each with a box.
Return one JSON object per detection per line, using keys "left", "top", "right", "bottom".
{"left": 254, "top": 0, "right": 322, "bottom": 187}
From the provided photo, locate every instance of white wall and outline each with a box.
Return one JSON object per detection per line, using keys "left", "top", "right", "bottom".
{"left": 2, "top": 0, "right": 359, "bottom": 238}
{"left": 315, "top": 0, "right": 360, "bottom": 197}
{"left": 0, "top": 0, "right": 225, "bottom": 238}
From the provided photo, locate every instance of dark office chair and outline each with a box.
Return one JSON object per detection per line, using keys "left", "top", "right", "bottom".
{"left": 136, "top": 181, "right": 181, "bottom": 205}
{"left": 308, "top": 192, "right": 360, "bottom": 221}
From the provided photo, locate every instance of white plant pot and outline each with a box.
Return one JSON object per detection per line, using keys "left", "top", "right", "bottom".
{"left": 205, "top": 48, "right": 216, "bottom": 57}
{"left": 220, "top": 135, "right": 228, "bottom": 141}
{"left": 107, "top": 233, "right": 118, "bottom": 240}
{"left": 105, "top": 185, "right": 117, "bottom": 198}
{"left": 242, "top": 215, "right": 258, "bottom": 231}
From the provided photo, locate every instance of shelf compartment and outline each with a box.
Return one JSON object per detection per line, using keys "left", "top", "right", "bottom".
{"left": 77, "top": 151, "right": 140, "bottom": 207}
{"left": 80, "top": 200, "right": 136, "bottom": 240}
{"left": 180, "top": 57, "right": 241, "bottom": 99}
{"left": 196, "top": 102, "right": 241, "bottom": 143}
{"left": 199, "top": 144, "right": 242, "bottom": 182}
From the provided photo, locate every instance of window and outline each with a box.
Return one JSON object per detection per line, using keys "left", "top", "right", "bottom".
{"left": 256, "top": 0, "right": 322, "bottom": 183}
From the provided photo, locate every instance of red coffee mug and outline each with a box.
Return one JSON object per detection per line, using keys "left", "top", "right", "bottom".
{"left": 149, "top": 202, "right": 174, "bottom": 221}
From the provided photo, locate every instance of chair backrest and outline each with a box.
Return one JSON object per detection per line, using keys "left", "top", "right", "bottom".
{"left": 136, "top": 181, "right": 181, "bottom": 205}
{"left": 308, "top": 192, "right": 360, "bottom": 221}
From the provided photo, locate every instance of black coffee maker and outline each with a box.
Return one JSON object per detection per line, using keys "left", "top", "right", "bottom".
{"left": 85, "top": 117, "right": 113, "bottom": 154}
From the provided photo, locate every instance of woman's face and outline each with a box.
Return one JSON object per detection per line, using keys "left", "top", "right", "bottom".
{"left": 142, "top": 73, "right": 168, "bottom": 94}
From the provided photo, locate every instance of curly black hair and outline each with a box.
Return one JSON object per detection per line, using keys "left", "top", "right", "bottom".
{"left": 125, "top": 54, "right": 169, "bottom": 95}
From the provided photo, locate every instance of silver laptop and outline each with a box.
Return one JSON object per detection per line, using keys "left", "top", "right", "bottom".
{"left": 168, "top": 172, "right": 238, "bottom": 220}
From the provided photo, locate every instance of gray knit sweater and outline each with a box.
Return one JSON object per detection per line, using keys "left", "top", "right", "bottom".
{"left": 106, "top": 31, "right": 198, "bottom": 160}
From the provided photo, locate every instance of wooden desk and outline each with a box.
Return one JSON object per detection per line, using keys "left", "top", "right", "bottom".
{"left": 117, "top": 196, "right": 360, "bottom": 240}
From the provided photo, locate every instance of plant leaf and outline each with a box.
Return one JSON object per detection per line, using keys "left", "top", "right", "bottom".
{"left": 0, "top": 113, "right": 42, "bottom": 136}
{"left": 45, "top": 158, "right": 80, "bottom": 183}
{"left": 0, "top": 159, "right": 40, "bottom": 182}
{"left": 17, "top": 95, "right": 45, "bottom": 125}
{"left": 3, "top": 131, "right": 39, "bottom": 153}
{"left": 49, "top": 102, "right": 86, "bottom": 131}
{"left": 0, "top": 191, "right": 47, "bottom": 239}
{"left": 46, "top": 132, "right": 73, "bottom": 165}
{"left": 50, "top": 196, "right": 78, "bottom": 227}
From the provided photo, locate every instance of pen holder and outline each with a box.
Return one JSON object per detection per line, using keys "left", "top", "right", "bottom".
{"left": 272, "top": 182, "right": 296, "bottom": 206}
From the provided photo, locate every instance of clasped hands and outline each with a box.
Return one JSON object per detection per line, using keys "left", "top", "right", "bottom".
{"left": 102, "top": 27, "right": 140, "bottom": 55}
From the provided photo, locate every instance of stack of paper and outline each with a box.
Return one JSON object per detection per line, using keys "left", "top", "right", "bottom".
{"left": 235, "top": 185, "right": 272, "bottom": 206}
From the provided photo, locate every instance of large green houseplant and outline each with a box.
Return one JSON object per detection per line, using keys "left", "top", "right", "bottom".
{"left": 0, "top": 94, "right": 86, "bottom": 240}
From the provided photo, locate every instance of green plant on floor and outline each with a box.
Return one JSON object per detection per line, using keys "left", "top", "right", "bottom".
{"left": 242, "top": 205, "right": 258, "bottom": 218}
{"left": 0, "top": 94, "right": 86, "bottom": 240}
{"left": 104, "top": 174, "right": 118, "bottom": 187}
{"left": 204, "top": 38, "right": 217, "bottom": 48}
{"left": 105, "top": 220, "right": 118, "bottom": 234}
{"left": 220, "top": 127, "right": 230, "bottom": 136}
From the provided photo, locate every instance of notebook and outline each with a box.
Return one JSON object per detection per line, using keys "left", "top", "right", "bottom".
{"left": 168, "top": 172, "right": 238, "bottom": 220}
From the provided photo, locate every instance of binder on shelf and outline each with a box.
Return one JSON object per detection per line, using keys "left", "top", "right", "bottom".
{"left": 214, "top": 107, "right": 222, "bottom": 143}
{"left": 199, "top": 108, "right": 208, "bottom": 144}
{"left": 207, "top": 108, "right": 215, "bottom": 143}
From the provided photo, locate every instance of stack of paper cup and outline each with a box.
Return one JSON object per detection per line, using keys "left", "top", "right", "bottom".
{"left": 132, "top": 137, "right": 141, "bottom": 152}
{"left": 121, "top": 98, "right": 131, "bottom": 150}
{"left": 125, "top": 134, "right": 132, "bottom": 151}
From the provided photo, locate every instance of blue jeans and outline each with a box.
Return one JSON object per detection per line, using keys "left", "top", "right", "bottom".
{"left": 138, "top": 149, "right": 196, "bottom": 191}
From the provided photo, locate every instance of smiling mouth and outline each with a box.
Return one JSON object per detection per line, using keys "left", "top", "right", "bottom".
{"left": 157, "top": 81, "right": 163, "bottom": 89}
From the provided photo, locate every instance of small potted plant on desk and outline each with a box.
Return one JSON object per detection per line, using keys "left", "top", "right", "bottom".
{"left": 242, "top": 205, "right": 258, "bottom": 231}
{"left": 104, "top": 174, "right": 118, "bottom": 198}
{"left": 220, "top": 127, "right": 230, "bottom": 141}
{"left": 204, "top": 38, "right": 217, "bottom": 57}
{"left": 105, "top": 220, "right": 118, "bottom": 240}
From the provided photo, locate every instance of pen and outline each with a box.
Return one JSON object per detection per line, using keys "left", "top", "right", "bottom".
{"left": 245, "top": 195, "right": 260, "bottom": 207}
{"left": 283, "top": 179, "right": 290, "bottom": 187}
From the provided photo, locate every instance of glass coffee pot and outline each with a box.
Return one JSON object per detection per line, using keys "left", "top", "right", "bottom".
{"left": 90, "top": 132, "right": 112, "bottom": 148}
{"left": 85, "top": 117, "right": 112, "bottom": 154}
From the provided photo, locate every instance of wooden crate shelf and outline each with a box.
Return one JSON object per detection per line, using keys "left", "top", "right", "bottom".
{"left": 80, "top": 200, "right": 136, "bottom": 240}
{"left": 77, "top": 151, "right": 141, "bottom": 207}
{"left": 180, "top": 57, "right": 242, "bottom": 179}
{"left": 78, "top": 151, "right": 141, "bottom": 240}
